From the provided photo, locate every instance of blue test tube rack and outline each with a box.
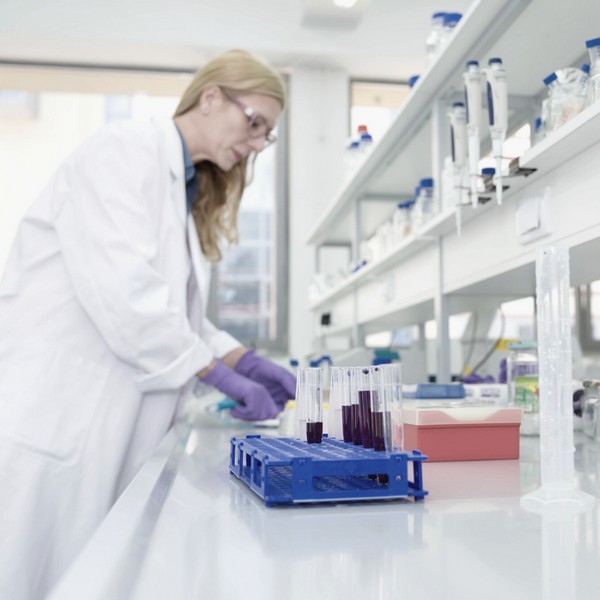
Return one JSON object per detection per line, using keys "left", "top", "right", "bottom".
{"left": 229, "top": 435, "right": 428, "bottom": 507}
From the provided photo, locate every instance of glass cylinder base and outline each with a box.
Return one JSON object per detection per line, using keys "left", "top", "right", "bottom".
{"left": 521, "top": 487, "right": 597, "bottom": 514}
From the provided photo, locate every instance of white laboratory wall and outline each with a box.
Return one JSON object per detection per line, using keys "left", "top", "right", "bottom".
{"left": 288, "top": 66, "right": 349, "bottom": 362}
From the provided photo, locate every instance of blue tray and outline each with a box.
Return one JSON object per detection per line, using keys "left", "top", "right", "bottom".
{"left": 229, "top": 435, "right": 428, "bottom": 506}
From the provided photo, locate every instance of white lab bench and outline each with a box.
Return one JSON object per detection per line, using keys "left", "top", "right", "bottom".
{"left": 48, "top": 403, "right": 600, "bottom": 600}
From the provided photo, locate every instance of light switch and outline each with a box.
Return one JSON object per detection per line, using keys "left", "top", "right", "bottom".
{"left": 516, "top": 186, "right": 553, "bottom": 244}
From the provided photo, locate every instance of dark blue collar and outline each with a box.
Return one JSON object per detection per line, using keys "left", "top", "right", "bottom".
{"left": 174, "top": 123, "right": 198, "bottom": 214}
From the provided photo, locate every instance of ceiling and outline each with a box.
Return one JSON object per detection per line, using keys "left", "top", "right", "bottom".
{"left": 0, "top": 0, "right": 473, "bottom": 81}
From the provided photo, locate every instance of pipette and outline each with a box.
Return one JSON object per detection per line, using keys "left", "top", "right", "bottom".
{"left": 463, "top": 60, "right": 483, "bottom": 207}
{"left": 484, "top": 58, "right": 507, "bottom": 205}
{"left": 447, "top": 102, "right": 467, "bottom": 235}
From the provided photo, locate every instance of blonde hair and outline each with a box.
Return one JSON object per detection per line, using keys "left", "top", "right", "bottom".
{"left": 174, "top": 49, "right": 286, "bottom": 262}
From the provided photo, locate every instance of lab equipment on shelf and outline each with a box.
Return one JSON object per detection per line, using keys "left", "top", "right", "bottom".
{"left": 441, "top": 12, "right": 462, "bottom": 46}
{"left": 425, "top": 11, "right": 447, "bottom": 63}
{"left": 392, "top": 199, "right": 414, "bottom": 240}
{"left": 521, "top": 246, "right": 595, "bottom": 512}
{"left": 411, "top": 178, "right": 435, "bottom": 229}
{"left": 447, "top": 102, "right": 467, "bottom": 234}
{"left": 586, "top": 36, "right": 600, "bottom": 104}
{"left": 408, "top": 74, "right": 420, "bottom": 88}
{"left": 484, "top": 57, "right": 508, "bottom": 205}
{"left": 463, "top": 60, "right": 483, "bottom": 206}
{"left": 543, "top": 68, "right": 590, "bottom": 133}
{"left": 229, "top": 435, "right": 428, "bottom": 506}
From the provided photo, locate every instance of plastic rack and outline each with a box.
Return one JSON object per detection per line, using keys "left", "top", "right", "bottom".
{"left": 229, "top": 435, "right": 428, "bottom": 506}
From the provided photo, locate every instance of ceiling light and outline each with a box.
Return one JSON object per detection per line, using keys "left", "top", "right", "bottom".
{"left": 333, "top": 0, "right": 358, "bottom": 8}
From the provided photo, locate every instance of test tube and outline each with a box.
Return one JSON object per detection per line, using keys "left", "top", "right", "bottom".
{"left": 341, "top": 368, "right": 353, "bottom": 443}
{"left": 305, "top": 368, "right": 324, "bottom": 444}
{"left": 329, "top": 367, "right": 347, "bottom": 441}
{"left": 295, "top": 367, "right": 322, "bottom": 441}
{"left": 349, "top": 367, "right": 362, "bottom": 445}
{"left": 373, "top": 364, "right": 400, "bottom": 452}
{"left": 358, "top": 366, "right": 375, "bottom": 449}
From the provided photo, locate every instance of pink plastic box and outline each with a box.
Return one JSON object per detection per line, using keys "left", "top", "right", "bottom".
{"left": 402, "top": 405, "right": 522, "bottom": 462}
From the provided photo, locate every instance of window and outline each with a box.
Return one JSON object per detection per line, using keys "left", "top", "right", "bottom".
{"left": 350, "top": 80, "right": 410, "bottom": 142}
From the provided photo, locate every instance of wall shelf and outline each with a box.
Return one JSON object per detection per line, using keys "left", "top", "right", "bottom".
{"left": 306, "top": 0, "right": 532, "bottom": 247}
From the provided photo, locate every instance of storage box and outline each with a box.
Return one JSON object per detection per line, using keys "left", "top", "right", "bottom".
{"left": 402, "top": 405, "right": 522, "bottom": 462}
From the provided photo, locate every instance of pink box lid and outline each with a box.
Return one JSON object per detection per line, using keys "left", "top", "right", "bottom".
{"left": 402, "top": 405, "right": 523, "bottom": 426}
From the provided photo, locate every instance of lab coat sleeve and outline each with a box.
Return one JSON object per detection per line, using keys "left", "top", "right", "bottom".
{"left": 202, "top": 316, "right": 243, "bottom": 358}
{"left": 52, "top": 123, "right": 212, "bottom": 392}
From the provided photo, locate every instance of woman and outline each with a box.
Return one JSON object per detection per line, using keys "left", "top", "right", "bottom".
{"left": 0, "top": 49, "right": 295, "bottom": 599}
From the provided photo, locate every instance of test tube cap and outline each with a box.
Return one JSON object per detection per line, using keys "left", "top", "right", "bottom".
{"left": 488, "top": 57, "right": 503, "bottom": 65}
{"left": 465, "top": 59, "right": 479, "bottom": 68}
{"left": 543, "top": 72, "right": 557, "bottom": 85}
{"left": 585, "top": 37, "right": 600, "bottom": 48}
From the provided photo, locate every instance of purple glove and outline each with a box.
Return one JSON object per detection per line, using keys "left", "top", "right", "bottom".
{"left": 201, "top": 360, "right": 279, "bottom": 421}
{"left": 234, "top": 350, "right": 296, "bottom": 409}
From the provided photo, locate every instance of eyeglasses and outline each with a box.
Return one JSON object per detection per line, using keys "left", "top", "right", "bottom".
{"left": 221, "top": 89, "right": 277, "bottom": 149}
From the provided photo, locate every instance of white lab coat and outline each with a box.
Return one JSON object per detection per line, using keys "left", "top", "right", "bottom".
{"left": 0, "top": 119, "right": 241, "bottom": 599}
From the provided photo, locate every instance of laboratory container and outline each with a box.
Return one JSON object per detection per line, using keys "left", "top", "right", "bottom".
{"left": 507, "top": 341, "right": 539, "bottom": 435}
{"left": 412, "top": 178, "right": 435, "bottom": 228}
{"left": 392, "top": 200, "right": 414, "bottom": 240}
{"left": 425, "top": 12, "right": 446, "bottom": 63}
{"left": 294, "top": 367, "right": 323, "bottom": 442}
{"left": 329, "top": 366, "right": 348, "bottom": 441}
{"left": 357, "top": 366, "right": 376, "bottom": 448}
{"left": 586, "top": 37, "right": 600, "bottom": 104}
{"left": 402, "top": 404, "right": 522, "bottom": 462}
{"left": 348, "top": 367, "right": 362, "bottom": 445}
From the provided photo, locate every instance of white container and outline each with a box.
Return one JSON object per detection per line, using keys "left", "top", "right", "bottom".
{"left": 586, "top": 37, "right": 600, "bottom": 104}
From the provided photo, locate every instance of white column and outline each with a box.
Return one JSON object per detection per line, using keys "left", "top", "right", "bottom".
{"left": 287, "top": 65, "right": 349, "bottom": 362}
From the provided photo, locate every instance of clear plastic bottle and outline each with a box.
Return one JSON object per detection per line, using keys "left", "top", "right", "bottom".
{"left": 441, "top": 13, "right": 462, "bottom": 48}
{"left": 343, "top": 139, "right": 361, "bottom": 181}
{"left": 412, "top": 178, "right": 435, "bottom": 228}
{"left": 554, "top": 66, "right": 590, "bottom": 126}
{"left": 425, "top": 12, "right": 446, "bottom": 63}
{"left": 357, "top": 124, "right": 373, "bottom": 154}
{"left": 408, "top": 74, "right": 420, "bottom": 88}
{"left": 392, "top": 200, "right": 414, "bottom": 240}
{"left": 585, "top": 37, "right": 600, "bottom": 104}
{"left": 507, "top": 341, "right": 539, "bottom": 435}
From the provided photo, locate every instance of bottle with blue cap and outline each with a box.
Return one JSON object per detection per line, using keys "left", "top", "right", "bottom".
{"left": 392, "top": 199, "right": 415, "bottom": 239}
{"left": 441, "top": 13, "right": 462, "bottom": 47}
{"left": 425, "top": 12, "right": 447, "bottom": 63}
{"left": 586, "top": 37, "right": 600, "bottom": 104}
{"left": 412, "top": 178, "right": 435, "bottom": 228}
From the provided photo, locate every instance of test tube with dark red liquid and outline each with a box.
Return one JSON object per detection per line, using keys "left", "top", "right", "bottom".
{"left": 305, "top": 368, "right": 323, "bottom": 444}
{"left": 374, "top": 363, "right": 401, "bottom": 484}
{"left": 358, "top": 367, "right": 374, "bottom": 448}
{"left": 349, "top": 367, "right": 362, "bottom": 445}
{"left": 330, "top": 367, "right": 349, "bottom": 441}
